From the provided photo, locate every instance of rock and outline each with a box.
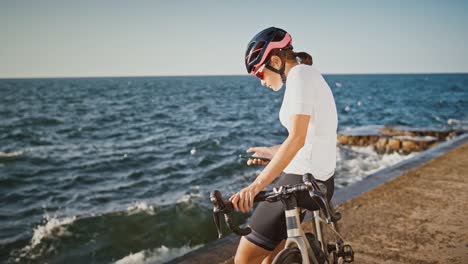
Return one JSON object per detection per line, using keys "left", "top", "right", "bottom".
{"left": 387, "top": 139, "right": 401, "bottom": 152}
{"left": 336, "top": 134, "right": 380, "bottom": 147}
{"left": 402, "top": 140, "right": 421, "bottom": 154}
{"left": 379, "top": 127, "right": 413, "bottom": 137}
{"left": 338, "top": 126, "right": 463, "bottom": 155}
{"left": 379, "top": 126, "right": 462, "bottom": 140}
{"left": 357, "top": 137, "right": 367, "bottom": 146}
{"left": 374, "top": 138, "right": 389, "bottom": 154}
{"left": 337, "top": 134, "right": 350, "bottom": 145}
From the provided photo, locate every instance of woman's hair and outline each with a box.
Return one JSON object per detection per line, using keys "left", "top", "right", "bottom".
{"left": 268, "top": 47, "right": 313, "bottom": 65}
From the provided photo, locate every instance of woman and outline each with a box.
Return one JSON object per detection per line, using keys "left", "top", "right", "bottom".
{"left": 229, "top": 27, "right": 338, "bottom": 264}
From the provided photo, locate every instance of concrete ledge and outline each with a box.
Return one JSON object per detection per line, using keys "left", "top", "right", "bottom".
{"left": 165, "top": 133, "right": 467, "bottom": 264}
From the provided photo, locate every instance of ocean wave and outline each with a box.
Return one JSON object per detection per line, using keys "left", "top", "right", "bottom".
{"left": 15, "top": 214, "right": 76, "bottom": 261}
{"left": 176, "top": 185, "right": 203, "bottom": 204}
{"left": 336, "top": 145, "right": 416, "bottom": 187}
{"left": 392, "top": 135, "right": 438, "bottom": 141}
{"left": 339, "top": 124, "right": 383, "bottom": 135}
{"left": 15, "top": 116, "right": 64, "bottom": 127}
{"left": 8, "top": 203, "right": 210, "bottom": 263}
{"left": 126, "top": 201, "right": 155, "bottom": 215}
{"left": 447, "top": 118, "right": 468, "bottom": 130}
{"left": 114, "top": 244, "right": 203, "bottom": 264}
{"left": 0, "top": 150, "right": 24, "bottom": 160}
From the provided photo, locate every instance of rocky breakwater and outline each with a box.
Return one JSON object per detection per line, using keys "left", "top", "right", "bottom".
{"left": 337, "top": 126, "right": 464, "bottom": 154}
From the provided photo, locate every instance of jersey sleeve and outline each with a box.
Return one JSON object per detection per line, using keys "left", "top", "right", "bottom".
{"left": 284, "top": 66, "right": 315, "bottom": 116}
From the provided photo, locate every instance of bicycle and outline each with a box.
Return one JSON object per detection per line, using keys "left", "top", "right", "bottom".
{"left": 210, "top": 173, "right": 354, "bottom": 264}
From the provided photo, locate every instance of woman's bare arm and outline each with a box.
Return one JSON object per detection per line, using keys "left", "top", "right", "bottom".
{"left": 253, "top": 114, "right": 310, "bottom": 190}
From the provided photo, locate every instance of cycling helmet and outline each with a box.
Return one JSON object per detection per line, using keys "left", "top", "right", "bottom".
{"left": 245, "top": 27, "right": 293, "bottom": 83}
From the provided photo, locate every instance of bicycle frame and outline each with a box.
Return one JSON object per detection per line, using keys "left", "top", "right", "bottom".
{"left": 271, "top": 194, "right": 319, "bottom": 264}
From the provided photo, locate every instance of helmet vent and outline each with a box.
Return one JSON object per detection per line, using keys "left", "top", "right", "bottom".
{"left": 246, "top": 41, "right": 265, "bottom": 64}
{"left": 273, "top": 31, "right": 285, "bottom": 42}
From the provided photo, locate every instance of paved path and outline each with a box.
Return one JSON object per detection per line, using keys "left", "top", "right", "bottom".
{"left": 336, "top": 143, "right": 468, "bottom": 263}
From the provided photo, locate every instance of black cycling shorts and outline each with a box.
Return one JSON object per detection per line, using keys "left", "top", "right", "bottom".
{"left": 245, "top": 172, "right": 335, "bottom": 251}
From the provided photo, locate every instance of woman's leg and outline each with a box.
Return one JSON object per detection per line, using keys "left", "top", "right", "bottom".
{"left": 261, "top": 239, "right": 286, "bottom": 264}
{"left": 234, "top": 236, "right": 272, "bottom": 264}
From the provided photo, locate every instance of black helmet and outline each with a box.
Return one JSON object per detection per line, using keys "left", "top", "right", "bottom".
{"left": 244, "top": 27, "right": 293, "bottom": 75}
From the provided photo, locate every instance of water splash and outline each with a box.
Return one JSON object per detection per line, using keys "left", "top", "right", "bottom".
{"left": 126, "top": 201, "right": 155, "bottom": 215}
{"left": 15, "top": 214, "right": 76, "bottom": 261}
{"left": 114, "top": 244, "right": 203, "bottom": 264}
{"left": 0, "top": 150, "right": 24, "bottom": 159}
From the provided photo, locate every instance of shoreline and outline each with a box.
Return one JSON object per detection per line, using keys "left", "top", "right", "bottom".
{"left": 165, "top": 134, "right": 467, "bottom": 264}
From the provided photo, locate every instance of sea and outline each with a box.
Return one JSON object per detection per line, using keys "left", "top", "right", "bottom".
{"left": 0, "top": 73, "right": 467, "bottom": 263}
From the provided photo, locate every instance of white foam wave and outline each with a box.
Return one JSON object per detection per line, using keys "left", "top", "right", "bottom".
{"left": 339, "top": 125, "right": 383, "bottom": 135}
{"left": 447, "top": 118, "right": 468, "bottom": 130}
{"left": 0, "top": 150, "right": 24, "bottom": 159}
{"left": 114, "top": 244, "right": 203, "bottom": 264}
{"left": 392, "top": 135, "right": 438, "bottom": 141}
{"left": 17, "top": 214, "right": 76, "bottom": 260}
{"left": 336, "top": 146, "right": 416, "bottom": 186}
{"left": 176, "top": 186, "right": 202, "bottom": 204}
{"left": 126, "top": 201, "right": 155, "bottom": 215}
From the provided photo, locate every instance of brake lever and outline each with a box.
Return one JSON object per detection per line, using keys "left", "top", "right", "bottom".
{"left": 210, "top": 190, "right": 253, "bottom": 238}
{"left": 303, "top": 173, "right": 322, "bottom": 192}
{"left": 302, "top": 173, "right": 337, "bottom": 223}
{"left": 211, "top": 190, "right": 225, "bottom": 238}
{"left": 212, "top": 210, "right": 222, "bottom": 239}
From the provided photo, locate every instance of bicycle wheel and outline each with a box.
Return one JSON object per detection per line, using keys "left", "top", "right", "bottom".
{"left": 305, "top": 233, "right": 328, "bottom": 264}
{"left": 274, "top": 247, "right": 302, "bottom": 264}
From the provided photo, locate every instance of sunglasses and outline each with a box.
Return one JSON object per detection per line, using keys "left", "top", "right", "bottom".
{"left": 252, "top": 59, "right": 270, "bottom": 80}
{"left": 253, "top": 64, "right": 266, "bottom": 80}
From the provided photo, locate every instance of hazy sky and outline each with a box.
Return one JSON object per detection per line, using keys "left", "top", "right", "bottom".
{"left": 1, "top": 0, "right": 467, "bottom": 78}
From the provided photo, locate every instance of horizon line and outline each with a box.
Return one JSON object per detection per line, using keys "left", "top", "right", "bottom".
{"left": 1, "top": 71, "right": 468, "bottom": 80}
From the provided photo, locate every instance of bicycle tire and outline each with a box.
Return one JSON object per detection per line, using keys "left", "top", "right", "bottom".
{"left": 274, "top": 247, "right": 302, "bottom": 264}
{"left": 305, "top": 233, "right": 328, "bottom": 264}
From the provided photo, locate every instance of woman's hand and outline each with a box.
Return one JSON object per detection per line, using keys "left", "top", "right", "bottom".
{"left": 229, "top": 183, "right": 262, "bottom": 213}
{"left": 246, "top": 146, "right": 276, "bottom": 166}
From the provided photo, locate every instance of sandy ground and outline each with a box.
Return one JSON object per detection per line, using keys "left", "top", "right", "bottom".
{"left": 333, "top": 143, "right": 468, "bottom": 263}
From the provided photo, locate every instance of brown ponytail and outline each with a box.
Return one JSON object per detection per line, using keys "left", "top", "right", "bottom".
{"left": 269, "top": 48, "right": 313, "bottom": 66}
{"left": 268, "top": 48, "right": 313, "bottom": 67}
{"left": 294, "top": 51, "right": 313, "bottom": 65}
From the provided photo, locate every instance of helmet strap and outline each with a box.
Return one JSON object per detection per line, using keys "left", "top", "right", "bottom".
{"left": 265, "top": 58, "right": 287, "bottom": 84}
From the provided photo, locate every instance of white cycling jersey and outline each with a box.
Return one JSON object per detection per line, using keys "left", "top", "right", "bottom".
{"left": 279, "top": 64, "right": 338, "bottom": 181}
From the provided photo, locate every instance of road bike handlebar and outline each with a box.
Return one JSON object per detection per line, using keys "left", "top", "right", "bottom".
{"left": 210, "top": 173, "right": 341, "bottom": 238}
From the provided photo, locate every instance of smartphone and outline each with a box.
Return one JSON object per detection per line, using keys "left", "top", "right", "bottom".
{"left": 238, "top": 155, "right": 271, "bottom": 162}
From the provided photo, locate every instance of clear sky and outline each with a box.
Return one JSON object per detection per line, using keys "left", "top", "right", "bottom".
{"left": 1, "top": 0, "right": 467, "bottom": 78}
